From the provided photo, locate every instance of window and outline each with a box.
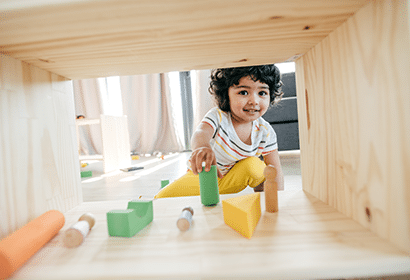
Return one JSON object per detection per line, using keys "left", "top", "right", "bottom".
{"left": 98, "top": 76, "right": 123, "bottom": 116}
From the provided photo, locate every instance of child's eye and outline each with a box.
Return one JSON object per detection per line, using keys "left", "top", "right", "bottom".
{"left": 238, "top": 90, "right": 248, "bottom": 95}
{"left": 259, "top": 91, "right": 269, "bottom": 96}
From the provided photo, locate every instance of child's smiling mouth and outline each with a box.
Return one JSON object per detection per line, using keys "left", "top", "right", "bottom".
{"left": 243, "top": 108, "right": 260, "bottom": 113}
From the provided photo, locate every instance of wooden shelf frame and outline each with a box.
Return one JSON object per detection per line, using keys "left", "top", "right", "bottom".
{"left": 1, "top": 0, "right": 371, "bottom": 80}
{"left": 1, "top": 0, "right": 409, "bottom": 279}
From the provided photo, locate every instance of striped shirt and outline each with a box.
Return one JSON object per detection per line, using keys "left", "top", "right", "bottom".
{"left": 199, "top": 107, "right": 278, "bottom": 176}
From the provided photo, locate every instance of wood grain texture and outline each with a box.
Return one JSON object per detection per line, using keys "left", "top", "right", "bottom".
{"left": 295, "top": 0, "right": 410, "bottom": 253}
{"left": 9, "top": 191, "right": 410, "bottom": 279}
{"left": 0, "top": 54, "right": 82, "bottom": 239}
{"left": 0, "top": 0, "right": 369, "bottom": 79}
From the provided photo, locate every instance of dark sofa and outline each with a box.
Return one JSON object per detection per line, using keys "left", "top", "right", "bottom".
{"left": 263, "top": 72, "right": 299, "bottom": 151}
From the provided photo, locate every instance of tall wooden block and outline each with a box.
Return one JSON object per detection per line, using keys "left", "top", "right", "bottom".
{"left": 295, "top": 0, "right": 410, "bottom": 253}
{"left": 222, "top": 193, "right": 261, "bottom": 239}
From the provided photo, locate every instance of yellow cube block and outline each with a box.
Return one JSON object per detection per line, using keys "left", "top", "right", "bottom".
{"left": 222, "top": 193, "right": 261, "bottom": 239}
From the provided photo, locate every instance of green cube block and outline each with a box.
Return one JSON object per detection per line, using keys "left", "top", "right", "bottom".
{"left": 107, "top": 200, "right": 153, "bottom": 237}
{"left": 106, "top": 209, "right": 135, "bottom": 237}
{"left": 161, "top": 179, "right": 169, "bottom": 188}
{"left": 81, "top": 170, "right": 92, "bottom": 178}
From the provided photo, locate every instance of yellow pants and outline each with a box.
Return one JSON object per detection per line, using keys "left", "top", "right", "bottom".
{"left": 154, "top": 157, "right": 266, "bottom": 198}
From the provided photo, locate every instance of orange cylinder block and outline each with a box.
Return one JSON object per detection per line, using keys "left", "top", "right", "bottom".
{"left": 0, "top": 210, "right": 65, "bottom": 279}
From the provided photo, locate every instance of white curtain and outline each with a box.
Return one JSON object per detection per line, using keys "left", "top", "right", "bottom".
{"left": 120, "top": 74, "right": 162, "bottom": 154}
{"left": 73, "top": 70, "right": 216, "bottom": 156}
{"left": 120, "top": 73, "right": 184, "bottom": 154}
{"left": 74, "top": 72, "right": 189, "bottom": 156}
{"left": 192, "top": 69, "right": 215, "bottom": 130}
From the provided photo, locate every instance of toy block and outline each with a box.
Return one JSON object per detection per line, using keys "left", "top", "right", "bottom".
{"left": 263, "top": 165, "right": 278, "bottom": 213}
{"left": 63, "top": 213, "right": 96, "bottom": 248}
{"left": 161, "top": 179, "right": 169, "bottom": 188}
{"left": 199, "top": 165, "right": 219, "bottom": 206}
{"left": 177, "top": 206, "right": 194, "bottom": 231}
{"left": 81, "top": 170, "right": 92, "bottom": 178}
{"left": 222, "top": 193, "right": 261, "bottom": 239}
{"left": 0, "top": 210, "right": 65, "bottom": 279}
{"left": 107, "top": 200, "right": 153, "bottom": 237}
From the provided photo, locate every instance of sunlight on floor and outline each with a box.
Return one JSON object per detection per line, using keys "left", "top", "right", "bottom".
{"left": 80, "top": 152, "right": 191, "bottom": 201}
{"left": 119, "top": 156, "right": 185, "bottom": 182}
{"left": 81, "top": 153, "right": 183, "bottom": 184}
{"left": 80, "top": 151, "right": 301, "bottom": 202}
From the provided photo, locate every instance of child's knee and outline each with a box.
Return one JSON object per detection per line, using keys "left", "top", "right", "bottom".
{"left": 236, "top": 157, "right": 266, "bottom": 179}
{"left": 226, "top": 157, "right": 266, "bottom": 189}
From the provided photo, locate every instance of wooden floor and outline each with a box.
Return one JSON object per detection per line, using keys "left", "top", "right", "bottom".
{"left": 80, "top": 150, "right": 303, "bottom": 202}
{"left": 9, "top": 150, "right": 410, "bottom": 280}
{"left": 77, "top": 152, "right": 410, "bottom": 280}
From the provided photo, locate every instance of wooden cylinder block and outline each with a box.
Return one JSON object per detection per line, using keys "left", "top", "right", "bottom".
{"left": 177, "top": 207, "right": 194, "bottom": 231}
{"left": 264, "top": 165, "right": 278, "bottom": 213}
{"left": 63, "top": 213, "right": 95, "bottom": 248}
{"left": 0, "top": 210, "right": 65, "bottom": 279}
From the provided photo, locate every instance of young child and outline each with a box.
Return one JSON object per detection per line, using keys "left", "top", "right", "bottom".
{"left": 155, "top": 65, "right": 284, "bottom": 198}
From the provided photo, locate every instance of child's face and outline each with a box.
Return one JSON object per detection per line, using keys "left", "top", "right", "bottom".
{"left": 228, "top": 76, "right": 270, "bottom": 124}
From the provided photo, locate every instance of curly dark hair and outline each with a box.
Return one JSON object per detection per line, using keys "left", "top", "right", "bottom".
{"left": 208, "top": 64, "right": 283, "bottom": 112}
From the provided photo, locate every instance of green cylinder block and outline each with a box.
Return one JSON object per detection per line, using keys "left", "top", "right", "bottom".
{"left": 199, "top": 165, "right": 220, "bottom": 206}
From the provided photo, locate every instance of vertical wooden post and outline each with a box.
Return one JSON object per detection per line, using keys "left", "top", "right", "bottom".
{"left": 295, "top": 0, "right": 410, "bottom": 253}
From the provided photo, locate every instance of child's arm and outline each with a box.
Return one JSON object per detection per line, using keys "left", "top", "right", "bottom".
{"left": 263, "top": 150, "right": 284, "bottom": 191}
{"left": 190, "top": 123, "right": 223, "bottom": 178}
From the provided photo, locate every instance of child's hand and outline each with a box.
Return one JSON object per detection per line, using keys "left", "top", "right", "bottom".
{"left": 190, "top": 147, "right": 223, "bottom": 178}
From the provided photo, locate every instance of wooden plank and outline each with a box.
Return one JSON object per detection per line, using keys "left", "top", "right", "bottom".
{"left": 75, "top": 118, "right": 100, "bottom": 126}
{"left": 0, "top": 0, "right": 369, "bottom": 79}
{"left": 9, "top": 190, "right": 410, "bottom": 279}
{"left": 78, "top": 155, "right": 103, "bottom": 161}
{"left": 295, "top": 0, "right": 410, "bottom": 253}
{"left": 0, "top": 54, "right": 82, "bottom": 239}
